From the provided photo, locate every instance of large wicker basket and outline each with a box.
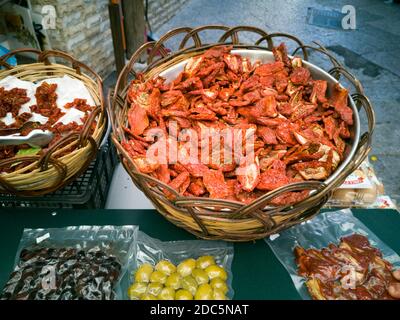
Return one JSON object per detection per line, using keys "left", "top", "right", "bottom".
{"left": 0, "top": 49, "right": 106, "bottom": 196}
{"left": 109, "top": 26, "right": 375, "bottom": 241}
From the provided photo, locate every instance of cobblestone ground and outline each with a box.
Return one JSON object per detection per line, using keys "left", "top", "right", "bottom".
{"left": 151, "top": 0, "right": 400, "bottom": 205}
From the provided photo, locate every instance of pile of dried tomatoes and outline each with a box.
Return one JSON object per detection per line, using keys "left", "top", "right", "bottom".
{"left": 0, "top": 82, "right": 94, "bottom": 166}
{"left": 124, "top": 44, "right": 353, "bottom": 205}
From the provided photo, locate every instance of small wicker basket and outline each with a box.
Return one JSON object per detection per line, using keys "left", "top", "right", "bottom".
{"left": 0, "top": 48, "right": 106, "bottom": 196}
{"left": 109, "top": 26, "right": 375, "bottom": 241}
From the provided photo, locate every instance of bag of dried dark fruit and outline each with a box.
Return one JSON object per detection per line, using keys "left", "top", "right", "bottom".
{"left": 0, "top": 225, "right": 138, "bottom": 300}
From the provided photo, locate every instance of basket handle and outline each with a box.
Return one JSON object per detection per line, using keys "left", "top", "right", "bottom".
{"left": 78, "top": 105, "right": 102, "bottom": 147}
{"left": 231, "top": 181, "right": 325, "bottom": 219}
{"left": 179, "top": 25, "right": 238, "bottom": 50}
{"left": 340, "top": 93, "right": 375, "bottom": 175}
{"left": 328, "top": 66, "right": 365, "bottom": 106}
{"left": 37, "top": 132, "right": 80, "bottom": 171}
{"left": 255, "top": 32, "right": 309, "bottom": 60}
{"left": 0, "top": 48, "right": 43, "bottom": 69}
{"left": 147, "top": 27, "right": 202, "bottom": 64}
{"left": 218, "top": 26, "right": 272, "bottom": 48}
{"left": 0, "top": 155, "right": 67, "bottom": 194}
{"left": 36, "top": 103, "right": 101, "bottom": 172}
{"left": 293, "top": 43, "right": 342, "bottom": 71}
{"left": 352, "top": 93, "right": 375, "bottom": 137}
{"left": 107, "top": 88, "right": 128, "bottom": 149}
{"left": 38, "top": 50, "right": 84, "bottom": 76}
{"left": 114, "top": 41, "right": 157, "bottom": 99}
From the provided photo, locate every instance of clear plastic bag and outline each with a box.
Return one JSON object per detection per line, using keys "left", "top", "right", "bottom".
{"left": 326, "top": 160, "right": 392, "bottom": 209}
{"left": 124, "top": 231, "right": 235, "bottom": 299}
{"left": 265, "top": 209, "right": 400, "bottom": 300}
{"left": 1, "top": 225, "right": 138, "bottom": 300}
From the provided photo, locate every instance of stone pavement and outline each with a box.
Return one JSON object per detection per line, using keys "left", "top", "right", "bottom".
{"left": 152, "top": 0, "right": 400, "bottom": 205}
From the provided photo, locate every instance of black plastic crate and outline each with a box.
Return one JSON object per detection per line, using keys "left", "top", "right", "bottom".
{"left": 0, "top": 139, "right": 119, "bottom": 209}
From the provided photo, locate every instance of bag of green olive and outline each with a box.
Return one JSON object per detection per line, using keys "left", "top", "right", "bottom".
{"left": 125, "top": 231, "right": 234, "bottom": 300}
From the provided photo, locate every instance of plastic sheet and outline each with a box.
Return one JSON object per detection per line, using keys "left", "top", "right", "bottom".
{"left": 265, "top": 209, "right": 400, "bottom": 299}
{"left": 124, "top": 231, "right": 235, "bottom": 299}
{"left": 1, "top": 225, "right": 138, "bottom": 300}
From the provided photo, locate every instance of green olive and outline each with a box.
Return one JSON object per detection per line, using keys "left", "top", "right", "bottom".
{"left": 150, "top": 270, "right": 167, "bottom": 284}
{"left": 165, "top": 272, "right": 181, "bottom": 290}
{"left": 140, "top": 293, "right": 157, "bottom": 300}
{"left": 177, "top": 258, "right": 196, "bottom": 277}
{"left": 194, "top": 283, "right": 213, "bottom": 300}
{"left": 127, "top": 282, "right": 147, "bottom": 300}
{"left": 175, "top": 289, "right": 193, "bottom": 300}
{"left": 146, "top": 282, "right": 163, "bottom": 296}
{"left": 210, "top": 278, "right": 228, "bottom": 294}
{"left": 192, "top": 268, "right": 209, "bottom": 285}
{"left": 196, "top": 255, "right": 216, "bottom": 269}
{"left": 134, "top": 263, "right": 153, "bottom": 283}
{"left": 205, "top": 265, "right": 227, "bottom": 281}
{"left": 157, "top": 287, "right": 176, "bottom": 300}
{"left": 181, "top": 275, "right": 198, "bottom": 296}
{"left": 213, "top": 288, "right": 227, "bottom": 300}
{"left": 155, "top": 260, "right": 176, "bottom": 276}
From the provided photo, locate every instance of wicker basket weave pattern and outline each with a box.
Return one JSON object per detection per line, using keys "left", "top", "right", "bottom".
{"left": 0, "top": 48, "right": 106, "bottom": 196}
{"left": 109, "top": 26, "right": 375, "bottom": 241}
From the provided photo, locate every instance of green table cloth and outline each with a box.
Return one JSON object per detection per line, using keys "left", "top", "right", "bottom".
{"left": 0, "top": 208, "right": 398, "bottom": 299}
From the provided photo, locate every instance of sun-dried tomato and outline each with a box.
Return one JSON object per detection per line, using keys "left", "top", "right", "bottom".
{"left": 124, "top": 43, "right": 354, "bottom": 205}
{"left": 0, "top": 87, "right": 30, "bottom": 117}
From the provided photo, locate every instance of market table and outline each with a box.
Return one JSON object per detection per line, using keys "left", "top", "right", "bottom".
{"left": 0, "top": 208, "right": 399, "bottom": 299}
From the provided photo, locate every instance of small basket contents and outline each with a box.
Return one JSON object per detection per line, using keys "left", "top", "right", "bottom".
{"left": 0, "top": 49, "right": 106, "bottom": 195}
{"left": 266, "top": 209, "right": 400, "bottom": 300}
{"left": 126, "top": 231, "right": 234, "bottom": 300}
{"left": 0, "top": 75, "right": 97, "bottom": 159}
{"left": 0, "top": 225, "right": 138, "bottom": 300}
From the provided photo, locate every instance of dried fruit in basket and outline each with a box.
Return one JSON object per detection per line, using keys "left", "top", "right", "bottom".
{"left": 0, "top": 80, "right": 98, "bottom": 172}
{"left": 0, "top": 87, "right": 30, "bottom": 117}
{"left": 123, "top": 43, "right": 354, "bottom": 205}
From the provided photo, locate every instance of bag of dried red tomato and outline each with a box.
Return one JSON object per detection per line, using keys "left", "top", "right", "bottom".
{"left": 266, "top": 209, "right": 400, "bottom": 300}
